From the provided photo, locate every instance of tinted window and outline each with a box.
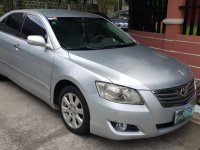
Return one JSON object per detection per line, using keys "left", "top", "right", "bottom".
{"left": 4, "top": 13, "right": 24, "bottom": 36}
{"left": 49, "top": 17, "right": 135, "bottom": 50}
{"left": 21, "top": 15, "right": 47, "bottom": 40}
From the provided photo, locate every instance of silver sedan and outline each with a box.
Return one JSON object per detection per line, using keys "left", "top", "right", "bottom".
{"left": 0, "top": 9, "right": 196, "bottom": 140}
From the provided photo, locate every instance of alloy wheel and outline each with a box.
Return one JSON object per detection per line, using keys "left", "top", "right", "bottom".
{"left": 61, "top": 93, "right": 84, "bottom": 129}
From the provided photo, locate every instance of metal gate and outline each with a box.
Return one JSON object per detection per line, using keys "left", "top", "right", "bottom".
{"left": 128, "top": 0, "right": 168, "bottom": 33}
{"left": 180, "top": 0, "right": 200, "bottom": 36}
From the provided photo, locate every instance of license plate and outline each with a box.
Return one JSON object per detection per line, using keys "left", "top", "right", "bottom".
{"left": 174, "top": 106, "right": 194, "bottom": 125}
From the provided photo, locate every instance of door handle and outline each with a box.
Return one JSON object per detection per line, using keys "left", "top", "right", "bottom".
{"left": 14, "top": 44, "right": 21, "bottom": 51}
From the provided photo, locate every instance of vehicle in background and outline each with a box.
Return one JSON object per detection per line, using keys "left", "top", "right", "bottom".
{"left": 111, "top": 10, "right": 129, "bottom": 31}
{"left": 111, "top": 18, "right": 128, "bottom": 31}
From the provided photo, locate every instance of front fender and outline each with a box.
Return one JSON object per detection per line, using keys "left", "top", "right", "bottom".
{"left": 50, "top": 51, "right": 110, "bottom": 107}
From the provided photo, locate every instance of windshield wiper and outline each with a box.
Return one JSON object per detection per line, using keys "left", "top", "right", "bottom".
{"left": 113, "top": 43, "right": 137, "bottom": 48}
{"left": 96, "top": 43, "right": 137, "bottom": 49}
{"left": 67, "top": 43, "right": 136, "bottom": 50}
{"left": 67, "top": 46, "right": 99, "bottom": 50}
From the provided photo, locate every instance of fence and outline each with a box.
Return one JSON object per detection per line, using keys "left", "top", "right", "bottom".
{"left": 128, "top": 0, "right": 168, "bottom": 33}
{"left": 180, "top": 0, "right": 200, "bottom": 36}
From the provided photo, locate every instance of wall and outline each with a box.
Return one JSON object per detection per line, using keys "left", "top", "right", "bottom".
{"left": 130, "top": 30, "right": 200, "bottom": 79}
{"left": 129, "top": 0, "right": 200, "bottom": 79}
{"left": 5, "top": 0, "right": 98, "bottom": 12}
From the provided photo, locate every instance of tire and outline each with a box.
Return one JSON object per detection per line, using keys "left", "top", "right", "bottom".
{"left": 59, "top": 85, "right": 90, "bottom": 135}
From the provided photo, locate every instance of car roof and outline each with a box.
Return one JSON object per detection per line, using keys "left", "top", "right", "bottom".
{"left": 10, "top": 9, "right": 102, "bottom": 18}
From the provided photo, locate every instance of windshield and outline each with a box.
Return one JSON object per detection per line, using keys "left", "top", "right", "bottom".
{"left": 48, "top": 17, "right": 136, "bottom": 50}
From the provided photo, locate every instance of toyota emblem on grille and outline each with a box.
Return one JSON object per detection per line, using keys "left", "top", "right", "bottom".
{"left": 180, "top": 87, "right": 188, "bottom": 97}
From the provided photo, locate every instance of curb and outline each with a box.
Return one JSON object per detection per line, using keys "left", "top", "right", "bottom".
{"left": 194, "top": 105, "right": 200, "bottom": 113}
{"left": 192, "top": 112, "right": 200, "bottom": 126}
{"left": 192, "top": 79, "right": 200, "bottom": 125}
{"left": 192, "top": 105, "right": 200, "bottom": 125}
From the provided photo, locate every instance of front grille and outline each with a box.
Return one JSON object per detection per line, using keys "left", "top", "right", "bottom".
{"left": 153, "top": 80, "right": 195, "bottom": 107}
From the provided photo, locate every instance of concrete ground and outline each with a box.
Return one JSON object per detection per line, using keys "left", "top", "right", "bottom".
{"left": 0, "top": 80, "right": 200, "bottom": 150}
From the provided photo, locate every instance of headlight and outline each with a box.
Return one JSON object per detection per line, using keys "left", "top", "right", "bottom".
{"left": 96, "top": 81, "right": 144, "bottom": 105}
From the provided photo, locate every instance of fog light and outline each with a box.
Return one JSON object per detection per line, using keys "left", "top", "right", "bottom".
{"left": 111, "top": 121, "right": 139, "bottom": 132}
{"left": 115, "top": 123, "right": 127, "bottom": 131}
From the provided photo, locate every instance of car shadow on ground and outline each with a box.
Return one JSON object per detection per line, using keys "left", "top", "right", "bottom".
{"left": 0, "top": 78, "right": 58, "bottom": 112}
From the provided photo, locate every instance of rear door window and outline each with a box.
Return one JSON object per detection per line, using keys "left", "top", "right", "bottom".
{"left": 4, "top": 13, "right": 24, "bottom": 36}
{"left": 21, "top": 14, "right": 47, "bottom": 40}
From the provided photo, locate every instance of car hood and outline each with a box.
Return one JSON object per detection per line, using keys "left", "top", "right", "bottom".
{"left": 68, "top": 45, "right": 193, "bottom": 90}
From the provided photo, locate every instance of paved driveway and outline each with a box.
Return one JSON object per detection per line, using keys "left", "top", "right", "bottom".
{"left": 0, "top": 80, "right": 200, "bottom": 150}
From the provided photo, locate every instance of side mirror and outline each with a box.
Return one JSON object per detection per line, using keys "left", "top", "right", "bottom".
{"left": 27, "top": 35, "right": 47, "bottom": 47}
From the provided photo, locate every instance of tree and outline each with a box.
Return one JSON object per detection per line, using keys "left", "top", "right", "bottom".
{"left": 98, "top": 0, "right": 119, "bottom": 13}
{"left": 2, "top": 0, "right": 13, "bottom": 12}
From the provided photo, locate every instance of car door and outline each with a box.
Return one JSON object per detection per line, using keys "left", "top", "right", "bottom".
{"left": 0, "top": 13, "right": 25, "bottom": 77}
{"left": 11, "top": 14, "right": 54, "bottom": 102}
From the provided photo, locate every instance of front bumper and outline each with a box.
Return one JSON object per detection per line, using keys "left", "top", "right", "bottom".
{"left": 85, "top": 90, "right": 196, "bottom": 140}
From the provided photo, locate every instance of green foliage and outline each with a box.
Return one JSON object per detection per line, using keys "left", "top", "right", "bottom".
{"left": 186, "top": 25, "right": 197, "bottom": 35}
{"left": 2, "top": 0, "right": 13, "bottom": 12}
{"left": 124, "top": 0, "right": 130, "bottom": 5}
{"left": 101, "top": 0, "right": 119, "bottom": 13}
{"left": 17, "top": 0, "right": 26, "bottom": 9}
{"left": 0, "top": 11, "right": 4, "bottom": 16}
{"left": 0, "top": 10, "right": 4, "bottom": 16}
{"left": 0, "top": 2, "right": 4, "bottom": 16}
{"left": 0, "top": 0, "right": 97, "bottom": 15}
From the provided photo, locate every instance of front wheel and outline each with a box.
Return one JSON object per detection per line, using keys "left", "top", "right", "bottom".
{"left": 59, "top": 86, "right": 90, "bottom": 135}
